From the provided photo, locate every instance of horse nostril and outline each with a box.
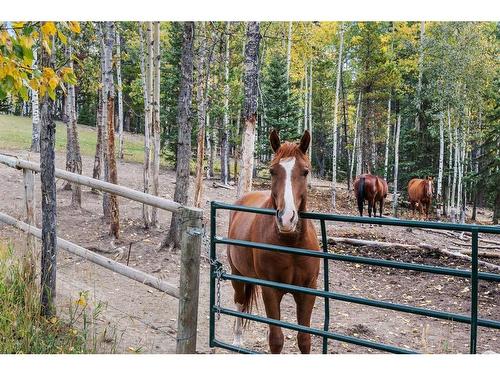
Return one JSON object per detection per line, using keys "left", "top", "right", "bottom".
{"left": 291, "top": 211, "right": 296, "bottom": 222}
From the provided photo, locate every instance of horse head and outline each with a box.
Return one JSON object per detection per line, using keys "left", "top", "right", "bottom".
{"left": 425, "top": 176, "right": 434, "bottom": 198}
{"left": 269, "top": 129, "right": 311, "bottom": 233}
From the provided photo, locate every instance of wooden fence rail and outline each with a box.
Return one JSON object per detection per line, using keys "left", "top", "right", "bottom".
{"left": 0, "top": 154, "right": 203, "bottom": 354}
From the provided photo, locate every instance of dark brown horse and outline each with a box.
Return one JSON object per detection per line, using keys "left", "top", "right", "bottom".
{"left": 227, "top": 129, "right": 320, "bottom": 354}
{"left": 353, "top": 174, "right": 388, "bottom": 217}
{"left": 408, "top": 177, "right": 434, "bottom": 219}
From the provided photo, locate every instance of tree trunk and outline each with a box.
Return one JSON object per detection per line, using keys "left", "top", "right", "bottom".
{"left": 100, "top": 22, "right": 115, "bottom": 223}
{"left": 331, "top": 22, "right": 344, "bottom": 210}
{"left": 356, "top": 94, "right": 363, "bottom": 177}
{"left": 308, "top": 61, "right": 313, "bottom": 169}
{"left": 39, "top": 29, "right": 57, "bottom": 317}
{"left": 383, "top": 98, "right": 391, "bottom": 180}
{"left": 66, "top": 39, "right": 82, "bottom": 207}
{"left": 140, "top": 22, "right": 152, "bottom": 228}
{"left": 92, "top": 87, "right": 103, "bottom": 182}
{"left": 392, "top": 113, "right": 401, "bottom": 217}
{"left": 194, "top": 22, "right": 208, "bottom": 208}
{"left": 151, "top": 21, "right": 161, "bottom": 227}
{"left": 162, "top": 22, "right": 195, "bottom": 250}
{"left": 303, "top": 63, "right": 308, "bottom": 136}
{"left": 447, "top": 107, "right": 453, "bottom": 217}
{"left": 30, "top": 48, "right": 40, "bottom": 153}
{"left": 415, "top": 21, "right": 425, "bottom": 132}
{"left": 437, "top": 112, "right": 445, "bottom": 206}
{"left": 116, "top": 28, "right": 124, "bottom": 160}
{"left": 351, "top": 91, "right": 362, "bottom": 183}
{"left": 286, "top": 21, "right": 292, "bottom": 90}
{"left": 220, "top": 22, "right": 231, "bottom": 186}
{"left": 237, "top": 22, "right": 260, "bottom": 198}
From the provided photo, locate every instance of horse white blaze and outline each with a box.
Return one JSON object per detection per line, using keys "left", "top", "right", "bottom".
{"left": 279, "top": 157, "right": 297, "bottom": 231}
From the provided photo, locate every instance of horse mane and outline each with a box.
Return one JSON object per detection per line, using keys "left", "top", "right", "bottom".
{"left": 270, "top": 142, "right": 311, "bottom": 167}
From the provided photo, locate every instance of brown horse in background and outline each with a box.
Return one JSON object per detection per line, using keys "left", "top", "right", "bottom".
{"left": 353, "top": 174, "right": 388, "bottom": 217}
{"left": 227, "top": 129, "right": 320, "bottom": 354}
{"left": 408, "top": 177, "right": 434, "bottom": 219}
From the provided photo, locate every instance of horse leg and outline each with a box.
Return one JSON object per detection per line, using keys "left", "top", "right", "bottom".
{"left": 261, "top": 286, "right": 285, "bottom": 354}
{"left": 228, "top": 256, "right": 246, "bottom": 346}
{"left": 228, "top": 264, "right": 246, "bottom": 347}
{"left": 379, "top": 198, "right": 384, "bottom": 218}
{"left": 292, "top": 292, "right": 316, "bottom": 354}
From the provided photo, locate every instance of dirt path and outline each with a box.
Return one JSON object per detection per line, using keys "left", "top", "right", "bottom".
{"left": 0, "top": 149, "right": 498, "bottom": 354}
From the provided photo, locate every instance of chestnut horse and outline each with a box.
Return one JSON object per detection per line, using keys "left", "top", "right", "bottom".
{"left": 353, "top": 174, "right": 388, "bottom": 217}
{"left": 227, "top": 130, "right": 320, "bottom": 354}
{"left": 408, "top": 177, "right": 434, "bottom": 219}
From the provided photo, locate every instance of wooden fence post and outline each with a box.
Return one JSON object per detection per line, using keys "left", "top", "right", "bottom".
{"left": 23, "top": 168, "right": 36, "bottom": 281}
{"left": 176, "top": 206, "right": 203, "bottom": 354}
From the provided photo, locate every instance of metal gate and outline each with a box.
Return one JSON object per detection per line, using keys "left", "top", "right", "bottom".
{"left": 209, "top": 200, "right": 500, "bottom": 354}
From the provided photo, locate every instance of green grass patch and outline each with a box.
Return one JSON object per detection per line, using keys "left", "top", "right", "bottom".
{"left": 0, "top": 114, "right": 149, "bottom": 165}
{"left": 0, "top": 241, "right": 111, "bottom": 353}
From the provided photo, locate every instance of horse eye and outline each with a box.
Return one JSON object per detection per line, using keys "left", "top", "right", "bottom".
{"left": 303, "top": 169, "right": 309, "bottom": 177}
{"left": 269, "top": 169, "right": 275, "bottom": 176}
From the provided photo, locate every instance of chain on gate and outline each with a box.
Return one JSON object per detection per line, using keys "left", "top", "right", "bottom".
{"left": 209, "top": 258, "right": 225, "bottom": 320}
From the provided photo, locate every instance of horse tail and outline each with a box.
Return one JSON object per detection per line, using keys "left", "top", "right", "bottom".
{"left": 357, "top": 176, "right": 365, "bottom": 216}
{"left": 242, "top": 283, "right": 258, "bottom": 328}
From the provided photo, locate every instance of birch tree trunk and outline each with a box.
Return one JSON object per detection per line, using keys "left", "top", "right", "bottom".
{"left": 220, "top": 22, "right": 231, "bottom": 186}
{"left": 92, "top": 87, "right": 103, "bottom": 182}
{"left": 151, "top": 21, "right": 161, "bottom": 227}
{"left": 116, "top": 28, "right": 124, "bottom": 160}
{"left": 356, "top": 96, "right": 363, "bottom": 177}
{"left": 163, "top": 22, "right": 195, "bottom": 250}
{"left": 237, "top": 22, "right": 260, "bottom": 198}
{"left": 286, "top": 21, "right": 292, "bottom": 90}
{"left": 392, "top": 114, "right": 401, "bottom": 217}
{"left": 446, "top": 106, "right": 453, "bottom": 215}
{"left": 30, "top": 48, "right": 40, "bottom": 153}
{"left": 383, "top": 98, "right": 391, "bottom": 180}
{"left": 437, "top": 112, "right": 445, "bottom": 208}
{"left": 140, "top": 22, "right": 152, "bottom": 228}
{"left": 303, "top": 63, "right": 308, "bottom": 134}
{"left": 331, "top": 22, "right": 344, "bottom": 210}
{"left": 451, "top": 124, "right": 459, "bottom": 222}
{"left": 351, "top": 91, "right": 362, "bottom": 182}
{"left": 415, "top": 21, "right": 425, "bottom": 132}
{"left": 308, "top": 61, "right": 313, "bottom": 172}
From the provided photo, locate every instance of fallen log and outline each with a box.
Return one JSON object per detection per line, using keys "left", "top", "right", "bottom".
{"left": 450, "top": 240, "right": 500, "bottom": 251}
{"left": 448, "top": 246, "right": 500, "bottom": 259}
{"left": 322, "top": 236, "right": 438, "bottom": 251}
{"left": 212, "top": 182, "right": 235, "bottom": 190}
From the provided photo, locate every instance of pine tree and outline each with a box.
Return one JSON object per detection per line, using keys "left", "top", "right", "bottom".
{"left": 262, "top": 54, "right": 300, "bottom": 141}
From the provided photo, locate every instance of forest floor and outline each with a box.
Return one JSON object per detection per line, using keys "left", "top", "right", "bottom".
{"left": 0, "top": 142, "right": 499, "bottom": 354}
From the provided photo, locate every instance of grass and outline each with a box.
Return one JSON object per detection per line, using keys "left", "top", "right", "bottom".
{"left": 0, "top": 114, "right": 241, "bottom": 175}
{"left": 0, "top": 114, "right": 147, "bottom": 165}
{"left": 0, "top": 241, "right": 114, "bottom": 353}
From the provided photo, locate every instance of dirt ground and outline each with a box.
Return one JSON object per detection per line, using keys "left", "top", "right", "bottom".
{"left": 0, "top": 148, "right": 498, "bottom": 354}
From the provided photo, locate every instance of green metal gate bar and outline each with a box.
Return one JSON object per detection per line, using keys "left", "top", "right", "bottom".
{"left": 209, "top": 201, "right": 500, "bottom": 354}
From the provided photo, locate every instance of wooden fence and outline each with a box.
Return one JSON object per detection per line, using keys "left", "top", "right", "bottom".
{"left": 0, "top": 154, "right": 203, "bottom": 354}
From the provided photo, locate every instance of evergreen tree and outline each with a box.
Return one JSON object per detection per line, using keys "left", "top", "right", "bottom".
{"left": 262, "top": 54, "right": 300, "bottom": 141}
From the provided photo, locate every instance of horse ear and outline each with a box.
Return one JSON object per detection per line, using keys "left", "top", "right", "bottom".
{"left": 299, "top": 130, "right": 311, "bottom": 154}
{"left": 270, "top": 129, "right": 281, "bottom": 153}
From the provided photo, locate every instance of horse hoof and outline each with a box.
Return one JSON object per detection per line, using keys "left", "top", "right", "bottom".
{"left": 232, "top": 337, "right": 244, "bottom": 347}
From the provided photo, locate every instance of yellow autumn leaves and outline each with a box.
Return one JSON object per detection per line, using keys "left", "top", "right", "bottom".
{"left": 0, "top": 21, "right": 81, "bottom": 101}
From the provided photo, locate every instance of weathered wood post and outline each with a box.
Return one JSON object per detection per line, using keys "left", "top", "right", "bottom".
{"left": 23, "top": 167, "right": 36, "bottom": 281}
{"left": 176, "top": 206, "right": 203, "bottom": 354}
